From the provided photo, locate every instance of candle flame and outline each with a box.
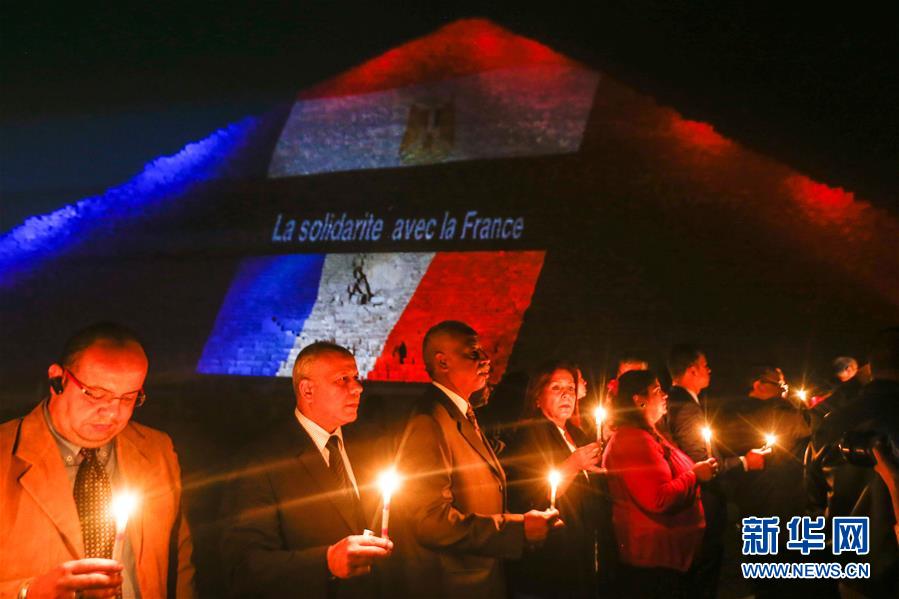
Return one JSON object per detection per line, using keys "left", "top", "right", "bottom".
{"left": 548, "top": 469, "right": 561, "bottom": 488}
{"left": 111, "top": 491, "right": 138, "bottom": 531}
{"left": 700, "top": 426, "right": 713, "bottom": 442}
{"left": 378, "top": 468, "right": 401, "bottom": 501}
{"left": 795, "top": 388, "right": 808, "bottom": 402}
{"left": 594, "top": 406, "right": 607, "bottom": 423}
{"left": 764, "top": 433, "right": 777, "bottom": 447}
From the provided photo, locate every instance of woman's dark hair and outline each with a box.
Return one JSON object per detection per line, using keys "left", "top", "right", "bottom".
{"left": 610, "top": 369, "right": 657, "bottom": 431}
{"left": 522, "top": 360, "right": 578, "bottom": 419}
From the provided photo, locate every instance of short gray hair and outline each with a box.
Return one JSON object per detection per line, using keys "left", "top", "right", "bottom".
{"left": 292, "top": 341, "right": 353, "bottom": 389}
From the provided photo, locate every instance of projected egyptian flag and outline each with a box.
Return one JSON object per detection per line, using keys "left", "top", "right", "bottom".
{"left": 197, "top": 251, "right": 545, "bottom": 382}
{"left": 267, "top": 20, "right": 599, "bottom": 177}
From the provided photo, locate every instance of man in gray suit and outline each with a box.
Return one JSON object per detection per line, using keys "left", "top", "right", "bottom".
{"left": 390, "top": 321, "right": 560, "bottom": 598}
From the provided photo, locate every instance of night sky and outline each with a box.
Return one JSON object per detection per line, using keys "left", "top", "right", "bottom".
{"left": 2, "top": 2, "right": 897, "bottom": 231}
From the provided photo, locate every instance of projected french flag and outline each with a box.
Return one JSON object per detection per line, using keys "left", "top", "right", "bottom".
{"left": 197, "top": 251, "right": 545, "bottom": 382}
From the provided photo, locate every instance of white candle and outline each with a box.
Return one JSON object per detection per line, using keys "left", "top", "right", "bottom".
{"left": 377, "top": 468, "right": 400, "bottom": 539}
{"left": 701, "top": 426, "right": 713, "bottom": 458}
{"left": 594, "top": 405, "right": 607, "bottom": 443}
{"left": 110, "top": 491, "right": 138, "bottom": 562}
{"left": 549, "top": 469, "right": 561, "bottom": 510}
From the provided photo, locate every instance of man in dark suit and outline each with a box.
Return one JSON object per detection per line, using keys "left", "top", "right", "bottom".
{"left": 221, "top": 342, "right": 392, "bottom": 598}
{"left": 663, "top": 344, "right": 766, "bottom": 599}
{"left": 390, "top": 321, "right": 560, "bottom": 598}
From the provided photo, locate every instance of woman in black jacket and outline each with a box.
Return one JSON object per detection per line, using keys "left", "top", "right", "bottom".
{"left": 504, "top": 360, "right": 604, "bottom": 598}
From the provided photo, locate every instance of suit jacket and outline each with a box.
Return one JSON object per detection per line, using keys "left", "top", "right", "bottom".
{"left": 0, "top": 402, "right": 195, "bottom": 599}
{"left": 728, "top": 396, "right": 810, "bottom": 520}
{"left": 663, "top": 385, "right": 738, "bottom": 541}
{"left": 504, "top": 417, "right": 598, "bottom": 598}
{"left": 220, "top": 417, "right": 384, "bottom": 599}
{"left": 389, "top": 385, "right": 525, "bottom": 598}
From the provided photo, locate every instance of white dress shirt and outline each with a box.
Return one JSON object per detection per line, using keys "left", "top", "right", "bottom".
{"left": 432, "top": 381, "right": 470, "bottom": 418}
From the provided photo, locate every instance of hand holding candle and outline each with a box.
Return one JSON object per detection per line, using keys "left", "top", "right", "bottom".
{"left": 377, "top": 468, "right": 400, "bottom": 539}
{"left": 701, "top": 425, "right": 713, "bottom": 458}
{"left": 549, "top": 469, "right": 561, "bottom": 510}
{"left": 111, "top": 491, "right": 138, "bottom": 563}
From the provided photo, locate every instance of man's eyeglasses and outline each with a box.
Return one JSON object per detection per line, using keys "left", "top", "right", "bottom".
{"left": 64, "top": 368, "right": 146, "bottom": 407}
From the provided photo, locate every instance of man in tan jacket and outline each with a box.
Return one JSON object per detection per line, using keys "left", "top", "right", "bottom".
{"left": 0, "top": 322, "right": 194, "bottom": 598}
{"left": 390, "top": 320, "right": 560, "bottom": 598}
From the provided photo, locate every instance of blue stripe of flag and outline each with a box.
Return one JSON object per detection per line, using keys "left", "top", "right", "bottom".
{"left": 197, "top": 254, "right": 325, "bottom": 376}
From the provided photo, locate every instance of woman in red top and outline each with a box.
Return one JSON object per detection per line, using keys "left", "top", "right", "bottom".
{"left": 602, "top": 370, "right": 718, "bottom": 597}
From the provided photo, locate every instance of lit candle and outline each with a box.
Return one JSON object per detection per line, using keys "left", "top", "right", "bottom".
{"left": 549, "top": 469, "right": 561, "bottom": 510}
{"left": 762, "top": 433, "right": 777, "bottom": 450}
{"left": 377, "top": 468, "right": 400, "bottom": 539}
{"left": 701, "top": 426, "right": 713, "bottom": 458}
{"left": 110, "top": 491, "right": 138, "bottom": 563}
{"left": 594, "top": 405, "right": 607, "bottom": 443}
{"left": 795, "top": 388, "right": 808, "bottom": 404}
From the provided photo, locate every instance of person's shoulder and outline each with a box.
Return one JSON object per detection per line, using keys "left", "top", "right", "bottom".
{"left": 666, "top": 386, "right": 692, "bottom": 406}
{"left": 607, "top": 427, "right": 655, "bottom": 461}
{"left": 411, "top": 386, "right": 453, "bottom": 418}
{"left": 614, "top": 426, "right": 653, "bottom": 441}
{"left": 125, "top": 419, "right": 174, "bottom": 448}
{"left": 0, "top": 416, "right": 21, "bottom": 438}
{"left": 1, "top": 403, "right": 43, "bottom": 438}
{"left": 242, "top": 416, "right": 308, "bottom": 458}
{"left": 506, "top": 417, "right": 552, "bottom": 451}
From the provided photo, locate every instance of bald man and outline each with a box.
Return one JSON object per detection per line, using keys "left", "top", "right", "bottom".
{"left": 389, "top": 321, "right": 559, "bottom": 598}
{"left": 221, "top": 342, "right": 392, "bottom": 599}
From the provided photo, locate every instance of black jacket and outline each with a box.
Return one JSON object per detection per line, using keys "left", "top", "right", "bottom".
{"left": 504, "top": 417, "right": 599, "bottom": 598}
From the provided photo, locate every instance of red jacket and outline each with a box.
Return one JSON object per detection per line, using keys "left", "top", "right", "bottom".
{"left": 602, "top": 426, "right": 705, "bottom": 572}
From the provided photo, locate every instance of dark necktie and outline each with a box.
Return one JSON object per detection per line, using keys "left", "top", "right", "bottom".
{"left": 465, "top": 405, "right": 482, "bottom": 436}
{"left": 326, "top": 436, "right": 363, "bottom": 530}
{"left": 326, "top": 436, "right": 356, "bottom": 497}
{"left": 74, "top": 448, "right": 115, "bottom": 558}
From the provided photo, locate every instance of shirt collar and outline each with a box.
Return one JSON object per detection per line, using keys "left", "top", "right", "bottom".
{"left": 42, "top": 399, "right": 113, "bottom": 466}
{"left": 432, "top": 381, "right": 470, "bottom": 417}
{"left": 294, "top": 407, "right": 343, "bottom": 454}
{"left": 674, "top": 385, "right": 701, "bottom": 404}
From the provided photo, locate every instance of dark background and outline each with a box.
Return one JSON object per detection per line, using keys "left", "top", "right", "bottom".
{"left": 3, "top": 2, "right": 897, "bottom": 231}
{"left": 2, "top": 4, "right": 898, "bottom": 597}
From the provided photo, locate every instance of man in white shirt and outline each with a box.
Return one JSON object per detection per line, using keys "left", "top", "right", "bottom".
{"left": 221, "top": 342, "right": 392, "bottom": 599}
{"left": 664, "top": 344, "right": 765, "bottom": 599}
{"left": 390, "top": 320, "right": 560, "bottom": 598}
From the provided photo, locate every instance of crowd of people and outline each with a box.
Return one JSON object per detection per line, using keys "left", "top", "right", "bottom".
{"left": 1, "top": 320, "right": 897, "bottom": 598}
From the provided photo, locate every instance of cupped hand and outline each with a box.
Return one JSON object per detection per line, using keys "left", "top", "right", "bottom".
{"left": 327, "top": 534, "right": 393, "bottom": 579}
{"left": 27, "top": 558, "right": 123, "bottom": 599}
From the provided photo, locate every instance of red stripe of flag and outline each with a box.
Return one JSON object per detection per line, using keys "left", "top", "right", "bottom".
{"left": 367, "top": 250, "right": 546, "bottom": 382}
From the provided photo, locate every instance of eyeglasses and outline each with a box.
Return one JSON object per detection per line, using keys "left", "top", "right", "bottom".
{"left": 64, "top": 368, "right": 146, "bottom": 407}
